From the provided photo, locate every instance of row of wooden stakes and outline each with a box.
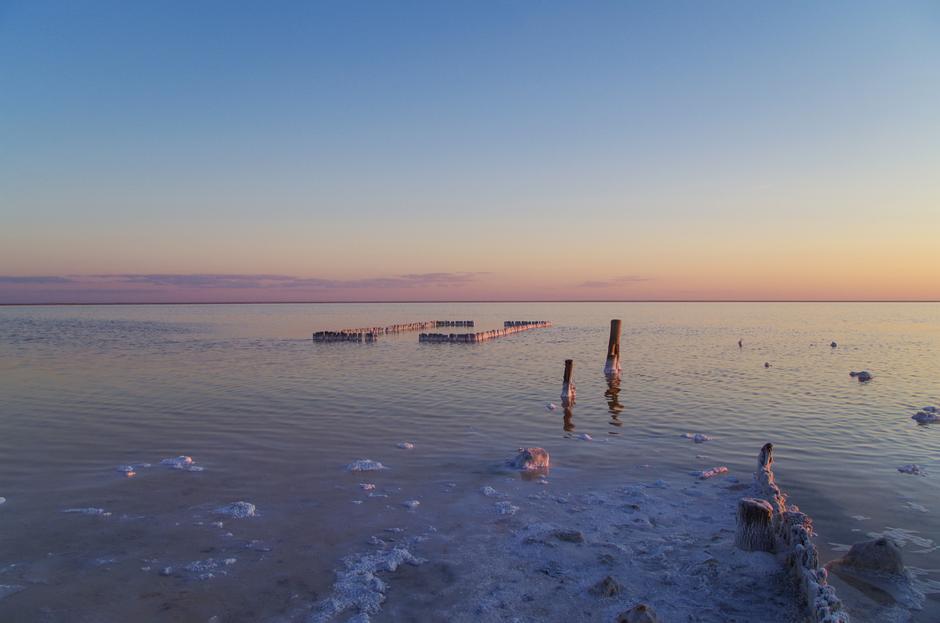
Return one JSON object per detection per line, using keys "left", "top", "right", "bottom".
{"left": 418, "top": 321, "right": 552, "bottom": 343}
{"left": 313, "top": 320, "right": 476, "bottom": 342}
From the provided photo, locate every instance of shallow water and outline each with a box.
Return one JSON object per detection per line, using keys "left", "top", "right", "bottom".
{"left": 0, "top": 302, "right": 938, "bottom": 621}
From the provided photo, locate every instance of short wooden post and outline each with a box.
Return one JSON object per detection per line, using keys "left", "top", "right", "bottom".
{"left": 604, "top": 319, "right": 622, "bottom": 375}
{"left": 735, "top": 497, "right": 775, "bottom": 552}
{"left": 561, "top": 359, "right": 576, "bottom": 403}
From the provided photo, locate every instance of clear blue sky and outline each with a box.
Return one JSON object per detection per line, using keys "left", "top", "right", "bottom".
{"left": 1, "top": 1, "right": 938, "bottom": 302}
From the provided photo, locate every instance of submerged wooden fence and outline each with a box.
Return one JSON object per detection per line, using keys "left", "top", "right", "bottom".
{"left": 419, "top": 321, "right": 551, "bottom": 343}
{"left": 313, "top": 320, "right": 474, "bottom": 342}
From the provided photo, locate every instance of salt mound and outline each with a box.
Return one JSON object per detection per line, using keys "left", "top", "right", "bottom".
{"left": 692, "top": 466, "right": 729, "bottom": 479}
{"left": 396, "top": 442, "right": 415, "bottom": 450}
{"left": 63, "top": 507, "right": 110, "bottom": 516}
{"left": 495, "top": 501, "right": 519, "bottom": 516}
{"left": 682, "top": 433, "right": 712, "bottom": 443}
{"left": 898, "top": 464, "right": 927, "bottom": 476}
{"left": 214, "top": 501, "right": 258, "bottom": 518}
{"left": 346, "top": 459, "right": 388, "bottom": 472}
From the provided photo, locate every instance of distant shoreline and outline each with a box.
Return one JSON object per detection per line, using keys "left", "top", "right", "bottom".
{"left": 1, "top": 299, "right": 938, "bottom": 307}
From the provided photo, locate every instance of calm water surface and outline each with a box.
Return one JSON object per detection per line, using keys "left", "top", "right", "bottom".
{"left": 1, "top": 303, "right": 938, "bottom": 621}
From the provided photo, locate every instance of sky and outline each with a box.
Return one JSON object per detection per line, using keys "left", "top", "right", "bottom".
{"left": 1, "top": 1, "right": 938, "bottom": 303}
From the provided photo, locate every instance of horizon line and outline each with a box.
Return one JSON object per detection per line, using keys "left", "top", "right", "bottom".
{"left": 2, "top": 299, "right": 939, "bottom": 307}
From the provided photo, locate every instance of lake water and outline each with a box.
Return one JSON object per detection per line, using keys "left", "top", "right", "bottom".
{"left": 1, "top": 302, "right": 938, "bottom": 621}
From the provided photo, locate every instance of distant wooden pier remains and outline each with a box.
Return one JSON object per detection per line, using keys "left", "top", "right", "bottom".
{"left": 419, "top": 320, "right": 551, "bottom": 343}
{"left": 313, "top": 320, "right": 474, "bottom": 342}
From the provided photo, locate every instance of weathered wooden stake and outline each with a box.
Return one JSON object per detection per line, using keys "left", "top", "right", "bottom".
{"left": 735, "top": 497, "right": 775, "bottom": 552}
{"left": 604, "top": 319, "right": 622, "bottom": 375}
{"left": 561, "top": 358, "right": 576, "bottom": 403}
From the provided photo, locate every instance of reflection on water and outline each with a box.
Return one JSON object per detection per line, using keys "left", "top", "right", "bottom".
{"left": 0, "top": 302, "right": 938, "bottom": 622}
{"left": 606, "top": 373, "right": 624, "bottom": 426}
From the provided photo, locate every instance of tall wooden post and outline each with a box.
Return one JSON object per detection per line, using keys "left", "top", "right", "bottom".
{"left": 604, "top": 319, "right": 622, "bottom": 375}
{"left": 561, "top": 359, "right": 576, "bottom": 404}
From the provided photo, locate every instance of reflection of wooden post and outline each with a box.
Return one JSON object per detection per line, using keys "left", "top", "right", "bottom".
{"left": 604, "top": 319, "right": 622, "bottom": 375}
{"left": 561, "top": 359, "right": 576, "bottom": 403}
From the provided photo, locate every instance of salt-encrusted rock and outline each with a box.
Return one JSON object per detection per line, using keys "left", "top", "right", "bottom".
{"left": 546, "top": 403, "right": 557, "bottom": 411}
{"left": 589, "top": 575, "right": 622, "bottom": 597}
{"left": 214, "top": 501, "right": 257, "bottom": 519}
{"left": 577, "top": 433, "right": 593, "bottom": 441}
{"left": 345, "top": 459, "right": 388, "bottom": 472}
{"left": 402, "top": 500, "right": 420, "bottom": 510}
{"left": 835, "top": 537, "right": 905, "bottom": 575}
{"left": 693, "top": 466, "right": 728, "bottom": 479}
{"left": 396, "top": 442, "right": 415, "bottom": 450}
{"left": 682, "top": 433, "right": 711, "bottom": 443}
{"left": 616, "top": 603, "right": 662, "bottom": 623}
{"left": 0, "top": 497, "right": 6, "bottom": 506}
{"left": 735, "top": 497, "right": 775, "bottom": 552}
{"left": 553, "top": 529, "right": 584, "bottom": 543}
{"left": 359, "top": 483, "right": 376, "bottom": 491}
{"left": 495, "top": 501, "right": 519, "bottom": 516}
{"left": 849, "top": 370, "right": 872, "bottom": 382}
{"left": 510, "top": 448, "right": 550, "bottom": 471}
{"left": 898, "top": 464, "right": 926, "bottom": 476}
{"left": 481, "top": 486, "right": 497, "bottom": 497}
{"left": 912, "top": 410, "right": 938, "bottom": 424}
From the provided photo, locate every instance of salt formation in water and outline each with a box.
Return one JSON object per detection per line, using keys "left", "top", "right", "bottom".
{"left": 213, "top": 501, "right": 258, "bottom": 518}
{"left": 401, "top": 500, "right": 420, "bottom": 510}
{"left": 62, "top": 507, "right": 111, "bottom": 516}
{"left": 480, "top": 486, "right": 497, "bottom": 497}
{"left": 345, "top": 459, "right": 388, "bottom": 472}
{"left": 308, "top": 542, "right": 426, "bottom": 622}
{"left": 182, "top": 557, "right": 237, "bottom": 580}
{"left": 546, "top": 403, "right": 558, "bottom": 411}
{"left": 0, "top": 497, "right": 5, "bottom": 505}
{"left": 897, "top": 464, "right": 926, "bottom": 476}
{"left": 829, "top": 536, "right": 928, "bottom": 611}
{"left": 509, "top": 447, "right": 550, "bottom": 471}
{"left": 577, "top": 433, "right": 593, "bottom": 441}
{"left": 160, "top": 455, "right": 204, "bottom": 471}
{"left": 0, "top": 584, "right": 25, "bottom": 602}
{"left": 396, "top": 442, "right": 415, "bottom": 450}
{"left": 849, "top": 370, "right": 872, "bottom": 382}
{"left": 682, "top": 433, "right": 711, "bottom": 443}
{"left": 495, "top": 501, "right": 519, "bottom": 515}
{"left": 912, "top": 406, "right": 938, "bottom": 424}
{"left": 693, "top": 466, "right": 729, "bottom": 479}
{"left": 359, "top": 483, "right": 376, "bottom": 491}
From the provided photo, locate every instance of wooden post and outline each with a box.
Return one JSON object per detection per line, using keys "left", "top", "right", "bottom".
{"left": 735, "top": 497, "right": 775, "bottom": 552}
{"left": 561, "top": 359, "right": 576, "bottom": 403}
{"left": 604, "top": 319, "right": 622, "bottom": 375}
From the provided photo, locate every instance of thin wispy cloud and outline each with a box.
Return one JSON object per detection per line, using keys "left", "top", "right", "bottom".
{"left": 0, "top": 276, "right": 74, "bottom": 284}
{"left": 577, "top": 275, "right": 652, "bottom": 288}
{"left": 1, "top": 272, "right": 486, "bottom": 291}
